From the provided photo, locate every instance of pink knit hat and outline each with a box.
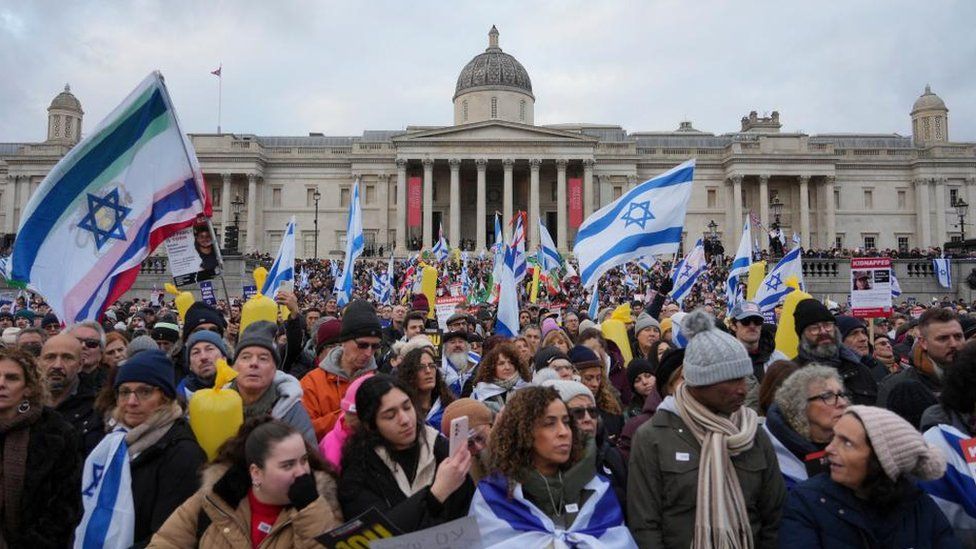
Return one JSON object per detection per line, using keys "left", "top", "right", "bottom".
{"left": 845, "top": 405, "right": 946, "bottom": 481}
{"left": 341, "top": 373, "right": 375, "bottom": 414}
{"left": 541, "top": 317, "right": 560, "bottom": 338}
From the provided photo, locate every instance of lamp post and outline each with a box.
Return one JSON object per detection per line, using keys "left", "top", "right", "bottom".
{"left": 229, "top": 194, "right": 245, "bottom": 254}
{"left": 770, "top": 196, "right": 784, "bottom": 225}
{"left": 769, "top": 196, "right": 785, "bottom": 256}
{"left": 313, "top": 188, "right": 321, "bottom": 260}
{"left": 954, "top": 198, "right": 969, "bottom": 243}
{"left": 707, "top": 219, "right": 718, "bottom": 240}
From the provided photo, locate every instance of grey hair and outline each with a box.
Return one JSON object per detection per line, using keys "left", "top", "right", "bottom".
{"left": 68, "top": 321, "right": 106, "bottom": 348}
{"left": 774, "top": 364, "right": 843, "bottom": 440}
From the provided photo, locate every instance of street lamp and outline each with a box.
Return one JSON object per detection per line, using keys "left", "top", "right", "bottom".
{"left": 313, "top": 188, "right": 321, "bottom": 260}
{"left": 707, "top": 219, "right": 718, "bottom": 239}
{"left": 770, "top": 196, "right": 784, "bottom": 224}
{"left": 954, "top": 198, "right": 969, "bottom": 242}
{"left": 232, "top": 194, "right": 245, "bottom": 227}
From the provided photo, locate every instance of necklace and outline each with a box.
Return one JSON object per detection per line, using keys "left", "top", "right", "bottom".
{"left": 538, "top": 470, "right": 565, "bottom": 516}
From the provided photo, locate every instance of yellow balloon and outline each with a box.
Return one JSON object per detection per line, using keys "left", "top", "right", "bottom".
{"left": 421, "top": 265, "right": 438, "bottom": 319}
{"left": 774, "top": 276, "right": 812, "bottom": 360}
{"left": 164, "top": 283, "right": 195, "bottom": 322}
{"left": 746, "top": 261, "right": 767, "bottom": 301}
{"left": 240, "top": 267, "right": 278, "bottom": 336}
{"left": 602, "top": 318, "right": 633, "bottom": 365}
{"left": 188, "top": 359, "right": 243, "bottom": 461}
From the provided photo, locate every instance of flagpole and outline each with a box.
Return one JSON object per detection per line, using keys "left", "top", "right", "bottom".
{"left": 217, "top": 64, "right": 222, "bottom": 134}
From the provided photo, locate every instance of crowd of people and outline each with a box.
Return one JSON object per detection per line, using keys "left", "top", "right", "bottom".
{"left": 2, "top": 249, "right": 976, "bottom": 547}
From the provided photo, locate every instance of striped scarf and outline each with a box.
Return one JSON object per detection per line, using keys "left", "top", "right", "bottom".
{"left": 674, "top": 384, "right": 758, "bottom": 549}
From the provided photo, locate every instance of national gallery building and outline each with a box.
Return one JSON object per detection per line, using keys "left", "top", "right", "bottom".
{"left": 3, "top": 27, "right": 975, "bottom": 258}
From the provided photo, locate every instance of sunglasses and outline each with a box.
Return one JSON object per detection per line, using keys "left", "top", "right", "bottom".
{"left": 568, "top": 406, "right": 599, "bottom": 421}
{"left": 79, "top": 338, "right": 101, "bottom": 349}
{"left": 736, "top": 317, "right": 763, "bottom": 327}
{"left": 355, "top": 340, "right": 382, "bottom": 351}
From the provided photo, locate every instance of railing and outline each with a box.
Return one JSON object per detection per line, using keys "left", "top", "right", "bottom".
{"left": 140, "top": 256, "right": 168, "bottom": 274}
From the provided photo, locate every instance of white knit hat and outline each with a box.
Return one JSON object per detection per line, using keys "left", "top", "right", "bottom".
{"left": 680, "top": 309, "right": 753, "bottom": 387}
{"left": 846, "top": 405, "right": 946, "bottom": 481}
{"left": 542, "top": 379, "right": 595, "bottom": 405}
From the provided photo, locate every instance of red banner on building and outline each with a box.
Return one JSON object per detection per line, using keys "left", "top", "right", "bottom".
{"left": 408, "top": 176, "right": 422, "bottom": 228}
{"left": 568, "top": 177, "right": 583, "bottom": 227}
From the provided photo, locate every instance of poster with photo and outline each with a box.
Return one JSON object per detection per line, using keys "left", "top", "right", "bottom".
{"left": 850, "top": 257, "right": 892, "bottom": 318}
{"left": 164, "top": 220, "right": 223, "bottom": 287}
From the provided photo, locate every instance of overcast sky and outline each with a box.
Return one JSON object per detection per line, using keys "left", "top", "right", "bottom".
{"left": 2, "top": 1, "right": 974, "bottom": 143}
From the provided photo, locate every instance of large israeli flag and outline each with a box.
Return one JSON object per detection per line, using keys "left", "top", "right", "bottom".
{"left": 754, "top": 246, "right": 804, "bottom": 313}
{"left": 891, "top": 269, "right": 902, "bottom": 297}
{"left": 573, "top": 160, "right": 694, "bottom": 288}
{"left": 261, "top": 216, "right": 296, "bottom": 297}
{"left": 511, "top": 213, "right": 527, "bottom": 283}
{"left": 670, "top": 238, "right": 706, "bottom": 308}
{"left": 726, "top": 218, "right": 752, "bottom": 312}
{"left": 335, "top": 181, "right": 363, "bottom": 307}
{"left": 920, "top": 424, "right": 976, "bottom": 546}
{"left": 538, "top": 220, "right": 562, "bottom": 272}
{"left": 588, "top": 284, "right": 600, "bottom": 320}
{"left": 432, "top": 222, "right": 449, "bottom": 262}
{"left": 934, "top": 257, "right": 952, "bottom": 288}
{"left": 494, "top": 245, "right": 520, "bottom": 337}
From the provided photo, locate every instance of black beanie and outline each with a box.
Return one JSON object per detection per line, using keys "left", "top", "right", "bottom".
{"left": 340, "top": 300, "right": 382, "bottom": 341}
{"left": 655, "top": 348, "right": 685, "bottom": 399}
{"left": 534, "top": 345, "right": 571, "bottom": 372}
{"left": 235, "top": 321, "right": 280, "bottom": 366}
{"left": 627, "top": 358, "right": 656, "bottom": 389}
{"left": 183, "top": 302, "right": 226, "bottom": 340}
{"left": 794, "top": 299, "right": 835, "bottom": 336}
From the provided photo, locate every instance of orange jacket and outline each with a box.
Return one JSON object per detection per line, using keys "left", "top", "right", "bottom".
{"left": 301, "top": 347, "right": 377, "bottom": 440}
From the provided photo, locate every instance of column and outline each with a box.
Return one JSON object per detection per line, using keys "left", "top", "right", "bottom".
{"left": 935, "top": 177, "right": 947, "bottom": 246}
{"left": 583, "top": 159, "right": 595, "bottom": 218}
{"left": 395, "top": 159, "right": 407, "bottom": 252}
{"left": 799, "top": 176, "right": 810, "bottom": 248}
{"left": 627, "top": 174, "right": 637, "bottom": 192}
{"left": 4, "top": 175, "right": 15, "bottom": 233}
{"left": 556, "top": 159, "right": 568, "bottom": 251}
{"left": 476, "top": 159, "right": 487, "bottom": 250}
{"left": 449, "top": 159, "right": 460, "bottom": 247}
{"left": 730, "top": 175, "right": 743, "bottom": 236}
{"left": 529, "top": 159, "right": 541, "bottom": 249}
{"left": 220, "top": 173, "right": 232, "bottom": 233}
{"left": 245, "top": 173, "right": 258, "bottom": 252}
{"left": 825, "top": 176, "right": 837, "bottom": 249}
{"left": 599, "top": 174, "right": 611, "bottom": 208}
{"left": 759, "top": 175, "right": 770, "bottom": 241}
{"left": 422, "top": 158, "right": 433, "bottom": 249}
{"left": 503, "top": 158, "right": 514, "bottom": 241}
{"left": 17, "top": 176, "right": 29, "bottom": 225}
{"left": 916, "top": 178, "right": 932, "bottom": 247}
{"left": 967, "top": 178, "right": 976, "bottom": 239}
{"left": 377, "top": 174, "right": 390, "bottom": 251}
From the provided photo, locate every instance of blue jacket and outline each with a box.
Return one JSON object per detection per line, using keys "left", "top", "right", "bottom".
{"left": 778, "top": 473, "right": 960, "bottom": 548}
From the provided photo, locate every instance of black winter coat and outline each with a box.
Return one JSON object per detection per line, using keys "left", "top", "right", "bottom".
{"left": 129, "top": 418, "right": 206, "bottom": 548}
{"left": 55, "top": 380, "right": 104, "bottom": 459}
{"left": 795, "top": 345, "right": 878, "bottom": 405}
{"left": 1, "top": 407, "right": 82, "bottom": 548}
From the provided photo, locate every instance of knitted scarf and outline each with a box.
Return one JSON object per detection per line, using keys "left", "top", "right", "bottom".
{"left": 0, "top": 403, "right": 42, "bottom": 537}
{"left": 120, "top": 401, "right": 183, "bottom": 457}
{"left": 674, "top": 384, "right": 759, "bottom": 549}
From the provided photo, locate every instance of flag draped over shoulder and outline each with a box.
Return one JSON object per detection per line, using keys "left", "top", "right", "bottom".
{"left": 920, "top": 424, "right": 976, "bottom": 544}
{"left": 75, "top": 430, "right": 134, "bottom": 549}
{"left": 573, "top": 160, "right": 694, "bottom": 288}
{"left": 12, "top": 72, "right": 210, "bottom": 322}
{"left": 261, "top": 216, "right": 296, "bottom": 297}
{"left": 335, "top": 181, "right": 363, "bottom": 306}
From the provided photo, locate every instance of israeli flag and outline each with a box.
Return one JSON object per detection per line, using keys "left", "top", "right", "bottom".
{"left": 637, "top": 256, "right": 657, "bottom": 272}
{"left": 494, "top": 245, "right": 520, "bottom": 337}
{"left": 261, "top": 216, "right": 296, "bottom": 297}
{"left": 538, "top": 220, "right": 563, "bottom": 272}
{"left": 726, "top": 218, "right": 752, "bottom": 312}
{"left": 754, "top": 247, "right": 804, "bottom": 313}
{"left": 329, "top": 259, "right": 339, "bottom": 281}
{"left": 891, "top": 269, "right": 902, "bottom": 297}
{"left": 75, "top": 429, "right": 134, "bottom": 549}
{"left": 920, "top": 424, "right": 976, "bottom": 546}
{"left": 511, "top": 213, "right": 527, "bottom": 283}
{"left": 934, "top": 257, "right": 952, "bottom": 288}
{"left": 461, "top": 252, "right": 471, "bottom": 294}
{"left": 670, "top": 311, "right": 689, "bottom": 349}
{"left": 297, "top": 267, "right": 309, "bottom": 291}
{"left": 371, "top": 260, "right": 392, "bottom": 305}
{"left": 669, "top": 238, "right": 706, "bottom": 308}
{"left": 791, "top": 232, "right": 802, "bottom": 248}
{"left": 335, "top": 180, "right": 363, "bottom": 307}
{"left": 588, "top": 284, "right": 600, "bottom": 320}
{"left": 623, "top": 273, "right": 637, "bottom": 290}
{"left": 574, "top": 160, "right": 694, "bottom": 288}
{"left": 432, "top": 222, "right": 450, "bottom": 262}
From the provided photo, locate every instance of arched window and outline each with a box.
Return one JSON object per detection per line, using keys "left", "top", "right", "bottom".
{"left": 462, "top": 100, "right": 468, "bottom": 122}
{"left": 519, "top": 100, "right": 525, "bottom": 122}
{"left": 491, "top": 97, "right": 497, "bottom": 119}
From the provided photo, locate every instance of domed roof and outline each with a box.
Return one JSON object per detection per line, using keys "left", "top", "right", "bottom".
{"left": 912, "top": 84, "right": 947, "bottom": 114}
{"left": 49, "top": 84, "right": 82, "bottom": 112}
{"left": 455, "top": 26, "right": 533, "bottom": 100}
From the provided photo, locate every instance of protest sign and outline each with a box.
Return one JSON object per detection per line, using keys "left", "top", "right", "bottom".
{"left": 371, "top": 517, "right": 480, "bottom": 549}
{"left": 199, "top": 280, "right": 217, "bottom": 305}
{"left": 850, "top": 257, "right": 892, "bottom": 318}
{"left": 164, "top": 221, "right": 222, "bottom": 287}
{"left": 243, "top": 285, "right": 257, "bottom": 300}
{"left": 316, "top": 508, "right": 400, "bottom": 548}
{"left": 435, "top": 296, "right": 466, "bottom": 330}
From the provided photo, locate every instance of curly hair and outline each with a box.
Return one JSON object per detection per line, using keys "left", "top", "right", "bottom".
{"left": 398, "top": 347, "right": 454, "bottom": 410}
{"left": 489, "top": 386, "right": 583, "bottom": 495}
{"left": 774, "top": 364, "right": 842, "bottom": 438}
{"left": 941, "top": 339, "right": 976, "bottom": 414}
{"left": 473, "top": 341, "right": 530, "bottom": 384}
{"left": 0, "top": 347, "right": 47, "bottom": 409}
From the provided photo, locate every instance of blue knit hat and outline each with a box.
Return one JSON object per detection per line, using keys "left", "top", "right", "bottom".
{"left": 115, "top": 349, "right": 176, "bottom": 398}
{"left": 185, "top": 330, "right": 230, "bottom": 364}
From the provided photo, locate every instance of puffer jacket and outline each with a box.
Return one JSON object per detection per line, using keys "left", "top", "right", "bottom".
{"left": 627, "top": 396, "right": 786, "bottom": 548}
{"left": 301, "top": 346, "right": 378, "bottom": 439}
{"left": 148, "top": 462, "right": 343, "bottom": 548}
{"left": 245, "top": 370, "right": 317, "bottom": 447}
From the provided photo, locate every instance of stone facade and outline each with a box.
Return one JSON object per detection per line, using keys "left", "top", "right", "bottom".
{"left": 2, "top": 28, "right": 976, "bottom": 258}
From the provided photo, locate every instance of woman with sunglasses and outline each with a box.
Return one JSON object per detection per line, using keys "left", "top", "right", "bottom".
{"left": 397, "top": 347, "right": 454, "bottom": 429}
{"left": 763, "top": 365, "right": 850, "bottom": 489}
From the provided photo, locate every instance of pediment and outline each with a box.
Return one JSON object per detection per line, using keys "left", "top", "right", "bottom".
{"left": 394, "top": 121, "right": 597, "bottom": 143}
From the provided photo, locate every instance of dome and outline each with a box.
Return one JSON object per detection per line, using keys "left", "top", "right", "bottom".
{"left": 454, "top": 26, "right": 533, "bottom": 100}
{"left": 49, "top": 84, "right": 83, "bottom": 112}
{"left": 911, "top": 84, "right": 946, "bottom": 114}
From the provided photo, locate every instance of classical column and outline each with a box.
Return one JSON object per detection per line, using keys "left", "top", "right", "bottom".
{"left": 503, "top": 158, "right": 514, "bottom": 241}
{"left": 583, "top": 159, "right": 595, "bottom": 218}
{"left": 915, "top": 178, "right": 932, "bottom": 247}
{"left": 17, "top": 176, "right": 29, "bottom": 224}
{"left": 448, "top": 159, "right": 461, "bottom": 247}
{"left": 824, "top": 176, "right": 837, "bottom": 249}
{"left": 220, "top": 173, "right": 232, "bottom": 232}
{"left": 529, "top": 159, "right": 541, "bottom": 249}
{"left": 730, "top": 175, "right": 743, "bottom": 236}
{"left": 759, "top": 175, "right": 770, "bottom": 247}
{"left": 556, "top": 159, "right": 568, "bottom": 251}
{"left": 967, "top": 178, "right": 976, "bottom": 237}
{"left": 599, "top": 174, "right": 611, "bottom": 208}
{"left": 395, "top": 159, "right": 407, "bottom": 252}
{"left": 935, "top": 177, "right": 948, "bottom": 246}
{"left": 799, "top": 176, "right": 810, "bottom": 248}
{"left": 4, "top": 175, "right": 16, "bottom": 233}
{"left": 422, "top": 158, "right": 433, "bottom": 249}
{"left": 627, "top": 174, "right": 637, "bottom": 192}
{"left": 245, "top": 173, "right": 258, "bottom": 252}
{"left": 377, "top": 174, "right": 390, "bottom": 251}
{"left": 476, "top": 159, "right": 487, "bottom": 250}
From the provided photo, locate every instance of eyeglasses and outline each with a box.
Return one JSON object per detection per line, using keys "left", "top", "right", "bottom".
{"left": 568, "top": 406, "right": 599, "bottom": 421}
{"left": 117, "top": 386, "right": 159, "bottom": 402}
{"left": 418, "top": 362, "right": 437, "bottom": 371}
{"left": 467, "top": 429, "right": 489, "bottom": 450}
{"left": 737, "top": 317, "right": 763, "bottom": 327}
{"left": 355, "top": 340, "right": 382, "bottom": 351}
{"left": 79, "top": 339, "right": 101, "bottom": 349}
{"left": 805, "top": 322, "right": 835, "bottom": 334}
{"left": 807, "top": 391, "right": 851, "bottom": 406}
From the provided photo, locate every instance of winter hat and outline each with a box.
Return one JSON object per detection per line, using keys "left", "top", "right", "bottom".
{"left": 1, "top": 327, "right": 20, "bottom": 345}
{"left": 13, "top": 310, "right": 34, "bottom": 322}
{"left": 339, "top": 300, "right": 382, "bottom": 342}
{"left": 41, "top": 313, "right": 60, "bottom": 329}
{"left": 627, "top": 358, "right": 656, "bottom": 389}
{"left": 315, "top": 318, "right": 342, "bottom": 353}
{"left": 654, "top": 348, "right": 685, "bottom": 398}
{"left": 531, "top": 368, "right": 561, "bottom": 384}
{"left": 341, "top": 373, "right": 375, "bottom": 414}
{"left": 410, "top": 293, "right": 430, "bottom": 314}
{"left": 578, "top": 319, "right": 597, "bottom": 333}
{"left": 681, "top": 309, "right": 753, "bottom": 387}
{"left": 542, "top": 379, "right": 595, "bottom": 405}
{"left": 568, "top": 345, "right": 602, "bottom": 371}
{"left": 183, "top": 302, "right": 226, "bottom": 340}
{"left": 660, "top": 317, "right": 673, "bottom": 335}
{"left": 184, "top": 330, "right": 230, "bottom": 363}
{"left": 541, "top": 318, "right": 560, "bottom": 339}
{"left": 440, "top": 398, "right": 493, "bottom": 435}
{"left": 845, "top": 405, "right": 946, "bottom": 481}
{"left": 115, "top": 349, "right": 176, "bottom": 398}
{"left": 235, "top": 321, "right": 280, "bottom": 366}
{"left": 127, "top": 335, "right": 159, "bottom": 358}
{"left": 794, "top": 298, "right": 835, "bottom": 336}
{"left": 534, "top": 345, "right": 571, "bottom": 372}
{"left": 635, "top": 313, "right": 661, "bottom": 336}
{"left": 151, "top": 322, "right": 180, "bottom": 343}
{"left": 959, "top": 315, "right": 976, "bottom": 340}
{"left": 836, "top": 316, "right": 867, "bottom": 341}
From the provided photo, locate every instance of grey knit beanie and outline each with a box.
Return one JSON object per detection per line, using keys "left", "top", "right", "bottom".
{"left": 542, "top": 379, "right": 595, "bottom": 405}
{"left": 635, "top": 312, "right": 661, "bottom": 335}
{"left": 127, "top": 335, "right": 160, "bottom": 359}
{"left": 681, "top": 309, "right": 753, "bottom": 387}
{"left": 846, "top": 405, "right": 946, "bottom": 481}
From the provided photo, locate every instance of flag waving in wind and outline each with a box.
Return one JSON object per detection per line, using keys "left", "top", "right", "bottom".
{"left": 934, "top": 257, "right": 952, "bottom": 289}
{"left": 754, "top": 247, "right": 804, "bottom": 313}
{"left": 538, "top": 220, "right": 563, "bottom": 272}
{"left": 432, "top": 222, "right": 449, "bottom": 262}
{"left": 261, "top": 217, "right": 296, "bottom": 298}
{"left": 669, "top": 238, "right": 706, "bottom": 308}
{"left": 726, "top": 218, "right": 752, "bottom": 312}
{"left": 11, "top": 72, "right": 210, "bottom": 322}
{"left": 574, "top": 160, "right": 694, "bottom": 288}
{"left": 335, "top": 181, "right": 363, "bottom": 307}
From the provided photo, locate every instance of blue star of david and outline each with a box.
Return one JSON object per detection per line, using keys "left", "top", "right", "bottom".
{"left": 621, "top": 200, "right": 655, "bottom": 229}
{"left": 77, "top": 188, "right": 131, "bottom": 250}
{"left": 681, "top": 264, "right": 693, "bottom": 277}
{"left": 765, "top": 273, "right": 783, "bottom": 292}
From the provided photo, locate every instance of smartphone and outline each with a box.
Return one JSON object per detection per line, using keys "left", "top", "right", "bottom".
{"left": 449, "top": 416, "right": 469, "bottom": 458}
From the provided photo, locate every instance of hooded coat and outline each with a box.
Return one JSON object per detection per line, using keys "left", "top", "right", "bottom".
{"left": 244, "top": 371, "right": 317, "bottom": 447}
{"left": 300, "top": 345, "right": 378, "bottom": 439}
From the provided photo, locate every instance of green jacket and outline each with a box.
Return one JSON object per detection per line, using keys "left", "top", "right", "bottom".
{"left": 626, "top": 398, "right": 786, "bottom": 548}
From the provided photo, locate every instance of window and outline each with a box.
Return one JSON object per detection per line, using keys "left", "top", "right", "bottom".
{"left": 707, "top": 188, "right": 717, "bottom": 209}
{"left": 613, "top": 186, "right": 623, "bottom": 200}
{"left": 211, "top": 185, "right": 221, "bottom": 208}
{"left": 463, "top": 100, "right": 468, "bottom": 122}
{"left": 306, "top": 188, "right": 317, "bottom": 207}
{"left": 272, "top": 187, "right": 282, "bottom": 208}
{"left": 302, "top": 232, "right": 316, "bottom": 256}
{"left": 340, "top": 188, "right": 350, "bottom": 207}
{"left": 491, "top": 97, "right": 497, "bottom": 119}
{"left": 863, "top": 189, "right": 873, "bottom": 209}
{"left": 863, "top": 235, "right": 876, "bottom": 250}
{"left": 936, "top": 117, "right": 943, "bottom": 139}
{"left": 519, "top": 100, "right": 525, "bottom": 122}
{"left": 950, "top": 188, "right": 959, "bottom": 206}
{"left": 951, "top": 235, "right": 963, "bottom": 243}
{"left": 835, "top": 235, "right": 843, "bottom": 249}
{"left": 924, "top": 118, "right": 931, "bottom": 140}
{"left": 897, "top": 190, "right": 906, "bottom": 209}
{"left": 336, "top": 231, "right": 347, "bottom": 250}
{"left": 65, "top": 117, "right": 72, "bottom": 137}
{"left": 898, "top": 236, "right": 909, "bottom": 253}
{"left": 267, "top": 231, "right": 282, "bottom": 252}
{"left": 365, "top": 184, "right": 376, "bottom": 205}
{"left": 834, "top": 189, "right": 840, "bottom": 210}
